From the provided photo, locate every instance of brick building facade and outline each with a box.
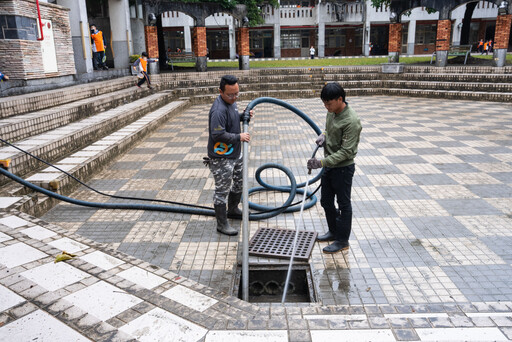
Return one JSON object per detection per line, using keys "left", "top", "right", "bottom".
{"left": 0, "top": 0, "right": 76, "bottom": 80}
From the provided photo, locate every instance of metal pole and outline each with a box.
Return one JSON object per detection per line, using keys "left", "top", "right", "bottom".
{"left": 282, "top": 145, "right": 319, "bottom": 303}
{"left": 241, "top": 110, "right": 250, "bottom": 301}
{"left": 281, "top": 176, "right": 310, "bottom": 303}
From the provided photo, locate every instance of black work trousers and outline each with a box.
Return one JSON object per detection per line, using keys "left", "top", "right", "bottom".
{"left": 320, "top": 164, "right": 355, "bottom": 241}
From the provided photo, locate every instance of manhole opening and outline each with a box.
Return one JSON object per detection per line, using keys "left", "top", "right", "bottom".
{"left": 233, "top": 266, "right": 316, "bottom": 303}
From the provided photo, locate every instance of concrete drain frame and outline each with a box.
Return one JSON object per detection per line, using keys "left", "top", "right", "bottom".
{"left": 233, "top": 265, "right": 317, "bottom": 303}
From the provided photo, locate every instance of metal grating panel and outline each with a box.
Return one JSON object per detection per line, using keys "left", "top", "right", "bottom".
{"left": 248, "top": 227, "right": 317, "bottom": 261}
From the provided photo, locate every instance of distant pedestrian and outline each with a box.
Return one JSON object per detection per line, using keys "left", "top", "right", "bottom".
{"left": 0, "top": 72, "right": 9, "bottom": 81}
{"left": 477, "top": 39, "right": 484, "bottom": 53}
{"left": 488, "top": 40, "right": 493, "bottom": 53}
{"left": 90, "top": 24, "right": 108, "bottom": 70}
{"left": 133, "top": 52, "right": 158, "bottom": 89}
{"left": 369, "top": 42, "right": 373, "bottom": 55}
{"left": 310, "top": 46, "right": 316, "bottom": 59}
{"left": 482, "top": 40, "right": 489, "bottom": 55}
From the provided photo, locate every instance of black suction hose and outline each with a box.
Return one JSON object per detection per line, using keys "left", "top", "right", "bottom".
{"left": 0, "top": 97, "right": 323, "bottom": 220}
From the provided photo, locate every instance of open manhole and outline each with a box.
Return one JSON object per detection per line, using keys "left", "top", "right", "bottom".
{"left": 234, "top": 266, "right": 316, "bottom": 303}
{"left": 248, "top": 227, "right": 317, "bottom": 261}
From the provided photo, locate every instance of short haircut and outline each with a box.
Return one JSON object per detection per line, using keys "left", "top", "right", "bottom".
{"left": 141, "top": 52, "right": 148, "bottom": 57}
{"left": 219, "top": 75, "right": 238, "bottom": 91}
{"left": 90, "top": 24, "right": 96, "bottom": 28}
{"left": 320, "top": 82, "right": 346, "bottom": 102}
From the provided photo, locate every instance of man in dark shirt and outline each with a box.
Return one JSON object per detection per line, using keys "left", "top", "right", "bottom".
{"left": 208, "top": 75, "right": 253, "bottom": 236}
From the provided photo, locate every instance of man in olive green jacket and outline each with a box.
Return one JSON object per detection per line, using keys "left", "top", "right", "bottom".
{"left": 307, "top": 83, "right": 362, "bottom": 253}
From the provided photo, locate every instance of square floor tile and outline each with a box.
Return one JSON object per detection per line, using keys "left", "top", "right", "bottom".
{"left": 0, "top": 232, "right": 12, "bottom": 243}
{"left": 0, "top": 285, "right": 25, "bottom": 312}
{"left": 0, "top": 310, "right": 89, "bottom": 341}
{"left": 0, "top": 215, "right": 31, "bottom": 228}
{"left": 311, "top": 329, "right": 396, "bottom": 342}
{"left": 0, "top": 198, "right": 22, "bottom": 209}
{"left": 0, "top": 243, "right": 47, "bottom": 268}
{"left": 206, "top": 330, "right": 288, "bottom": 342}
{"left": 48, "top": 237, "right": 88, "bottom": 254}
{"left": 119, "top": 308, "right": 207, "bottom": 342}
{"left": 20, "top": 226, "right": 57, "bottom": 240}
{"left": 20, "top": 262, "right": 89, "bottom": 291}
{"left": 416, "top": 327, "right": 507, "bottom": 341}
{"left": 63, "top": 281, "right": 142, "bottom": 321}
{"left": 161, "top": 285, "right": 217, "bottom": 312}
{"left": 117, "top": 266, "right": 167, "bottom": 289}
{"left": 80, "top": 250, "right": 124, "bottom": 270}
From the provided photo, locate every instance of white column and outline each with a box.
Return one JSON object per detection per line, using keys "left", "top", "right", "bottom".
{"left": 452, "top": 19, "right": 462, "bottom": 45}
{"left": 364, "top": 22, "right": 371, "bottom": 56}
{"left": 229, "top": 22, "right": 236, "bottom": 59}
{"left": 274, "top": 23, "right": 281, "bottom": 58}
{"left": 184, "top": 25, "right": 192, "bottom": 53}
{"left": 108, "top": 0, "right": 132, "bottom": 69}
{"left": 407, "top": 19, "right": 416, "bottom": 55}
{"left": 56, "top": 0, "right": 92, "bottom": 73}
{"left": 317, "top": 2, "right": 325, "bottom": 57}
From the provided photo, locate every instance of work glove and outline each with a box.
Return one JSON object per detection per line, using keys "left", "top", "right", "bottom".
{"left": 315, "top": 133, "right": 326, "bottom": 147}
{"left": 307, "top": 158, "right": 323, "bottom": 170}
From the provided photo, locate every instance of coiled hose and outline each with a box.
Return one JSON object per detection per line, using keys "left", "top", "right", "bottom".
{"left": 0, "top": 97, "right": 323, "bottom": 221}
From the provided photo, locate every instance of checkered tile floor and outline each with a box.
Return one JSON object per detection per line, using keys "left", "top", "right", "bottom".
{"left": 43, "top": 95, "right": 512, "bottom": 308}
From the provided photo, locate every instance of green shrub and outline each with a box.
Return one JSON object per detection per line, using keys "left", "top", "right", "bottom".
{"left": 129, "top": 54, "right": 140, "bottom": 63}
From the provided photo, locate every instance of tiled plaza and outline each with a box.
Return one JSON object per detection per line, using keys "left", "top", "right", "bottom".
{"left": 1, "top": 95, "right": 512, "bottom": 341}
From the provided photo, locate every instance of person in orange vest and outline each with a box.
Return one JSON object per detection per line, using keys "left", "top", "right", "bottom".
{"left": 482, "top": 40, "right": 489, "bottom": 55}
{"left": 90, "top": 24, "right": 108, "bottom": 70}
{"left": 488, "top": 39, "right": 493, "bottom": 53}
{"left": 133, "top": 52, "right": 158, "bottom": 89}
{"left": 477, "top": 39, "right": 484, "bottom": 53}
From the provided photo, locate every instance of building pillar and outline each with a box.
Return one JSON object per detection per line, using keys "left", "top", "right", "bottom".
{"left": 318, "top": 22, "right": 325, "bottom": 58}
{"left": 229, "top": 23, "right": 236, "bottom": 59}
{"left": 388, "top": 23, "right": 402, "bottom": 63}
{"left": 237, "top": 27, "right": 250, "bottom": 70}
{"left": 494, "top": 14, "right": 512, "bottom": 67}
{"left": 144, "top": 26, "right": 158, "bottom": 58}
{"left": 273, "top": 23, "right": 281, "bottom": 59}
{"left": 108, "top": 0, "right": 132, "bottom": 69}
{"left": 407, "top": 19, "right": 416, "bottom": 55}
{"left": 363, "top": 22, "right": 371, "bottom": 56}
{"left": 56, "top": 0, "right": 93, "bottom": 74}
{"left": 435, "top": 19, "right": 451, "bottom": 67}
{"left": 452, "top": 19, "right": 462, "bottom": 46}
{"left": 193, "top": 26, "right": 207, "bottom": 72}
{"left": 184, "top": 25, "right": 192, "bottom": 53}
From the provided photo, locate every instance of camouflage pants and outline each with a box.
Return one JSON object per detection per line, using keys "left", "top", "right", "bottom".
{"left": 209, "top": 156, "right": 243, "bottom": 205}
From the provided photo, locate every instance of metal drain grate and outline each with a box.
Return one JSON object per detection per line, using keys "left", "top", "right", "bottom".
{"left": 248, "top": 227, "right": 317, "bottom": 261}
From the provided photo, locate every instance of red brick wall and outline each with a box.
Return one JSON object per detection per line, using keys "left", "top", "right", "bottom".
{"left": 436, "top": 20, "right": 451, "bottom": 51}
{"left": 237, "top": 27, "right": 250, "bottom": 56}
{"left": 495, "top": 14, "right": 512, "bottom": 49}
{"left": 193, "top": 27, "right": 207, "bottom": 57}
{"left": 0, "top": 0, "right": 75, "bottom": 80}
{"left": 388, "top": 23, "right": 402, "bottom": 53}
{"left": 144, "top": 26, "right": 158, "bottom": 58}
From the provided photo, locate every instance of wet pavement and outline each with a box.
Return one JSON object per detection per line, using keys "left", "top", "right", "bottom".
{"left": 1, "top": 95, "right": 512, "bottom": 341}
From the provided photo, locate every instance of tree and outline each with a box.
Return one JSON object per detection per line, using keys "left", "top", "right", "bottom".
{"left": 460, "top": 2, "right": 477, "bottom": 45}
{"left": 370, "top": 0, "right": 436, "bottom": 15}
{"left": 179, "top": 0, "right": 279, "bottom": 25}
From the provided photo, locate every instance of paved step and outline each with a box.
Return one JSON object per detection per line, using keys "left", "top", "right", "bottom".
{"left": 383, "top": 80, "right": 512, "bottom": 93}
{"left": 21, "top": 100, "right": 190, "bottom": 210}
{"left": 0, "top": 76, "right": 137, "bottom": 119}
{"left": 0, "top": 86, "right": 155, "bottom": 144}
{"left": 386, "top": 72, "right": 512, "bottom": 83}
{"left": 384, "top": 87, "right": 512, "bottom": 103}
{"left": 0, "top": 92, "right": 174, "bottom": 182}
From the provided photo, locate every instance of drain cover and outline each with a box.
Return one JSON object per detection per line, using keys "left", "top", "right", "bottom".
{"left": 248, "top": 227, "right": 317, "bottom": 261}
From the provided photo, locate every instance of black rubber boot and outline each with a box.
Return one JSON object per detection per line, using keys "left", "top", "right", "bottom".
{"left": 316, "top": 231, "right": 335, "bottom": 242}
{"left": 214, "top": 204, "right": 238, "bottom": 236}
{"left": 322, "top": 211, "right": 351, "bottom": 253}
{"left": 227, "top": 192, "right": 242, "bottom": 217}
